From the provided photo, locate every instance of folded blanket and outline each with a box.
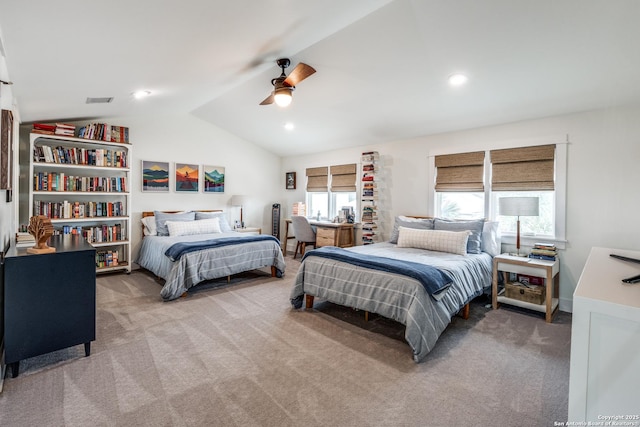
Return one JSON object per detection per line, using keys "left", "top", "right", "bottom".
{"left": 301, "top": 246, "right": 453, "bottom": 300}
{"left": 165, "top": 235, "right": 280, "bottom": 261}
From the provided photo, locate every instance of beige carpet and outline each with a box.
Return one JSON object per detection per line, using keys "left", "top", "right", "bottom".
{"left": 0, "top": 257, "right": 571, "bottom": 426}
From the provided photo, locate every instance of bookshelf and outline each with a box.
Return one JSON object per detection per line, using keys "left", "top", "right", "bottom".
{"left": 361, "top": 151, "right": 381, "bottom": 244}
{"left": 28, "top": 132, "right": 132, "bottom": 273}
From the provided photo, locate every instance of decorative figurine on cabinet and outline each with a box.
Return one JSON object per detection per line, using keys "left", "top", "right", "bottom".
{"left": 26, "top": 215, "right": 56, "bottom": 254}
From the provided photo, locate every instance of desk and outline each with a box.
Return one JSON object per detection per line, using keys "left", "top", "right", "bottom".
{"left": 283, "top": 219, "right": 355, "bottom": 256}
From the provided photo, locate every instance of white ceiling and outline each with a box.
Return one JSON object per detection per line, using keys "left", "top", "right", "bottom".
{"left": 1, "top": 0, "right": 639, "bottom": 157}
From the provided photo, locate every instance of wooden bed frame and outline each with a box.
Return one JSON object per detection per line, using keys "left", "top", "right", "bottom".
{"left": 140, "top": 210, "right": 278, "bottom": 283}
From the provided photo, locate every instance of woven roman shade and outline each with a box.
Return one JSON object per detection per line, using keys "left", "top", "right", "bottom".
{"left": 491, "top": 144, "right": 555, "bottom": 191}
{"left": 306, "top": 166, "right": 328, "bottom": 192}
{"left": 435, "top": 151, "right": 485, "bottom": 192}
{"left": 330, "top": 163, "right": 357, "bottom": 192}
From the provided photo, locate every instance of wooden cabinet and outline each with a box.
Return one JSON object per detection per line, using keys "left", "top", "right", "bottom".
{"left": 28, "top": 133, "right": 131, "bottom": 273}
{"left": 568, "top": 247, "right": 640, "bottom": 422}
{"left": 492, "top": 254, "right": 560, "bottom": 322}
{"left": 2, "top": 235, "right": 96, "bottom": 378}
{"left": 315, "top": 224, "right": 354, "bottom": 248}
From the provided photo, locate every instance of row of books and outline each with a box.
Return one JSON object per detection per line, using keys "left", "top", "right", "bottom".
{"left": 33, "top": 173, "right": 128, "bottom": 193}
{"left": 78, "top": 123, "right": 129, "bottom": 143}
{"left": 33, "top": 200, "right": 126, "bottom": 219}
{"left": 55, "top": 223, "right": 126, "bottom": 243}
{"left": 96, "top": 249, "right": 126, "bottom": 269}
{"left": 32, "top": 122, "right": 130, "bottom": 143}
{"left": 529, "top": 242, "right": 558, "bottom": 261}
{"left": 34, "top": 144, "right": 128, "bottom": 168}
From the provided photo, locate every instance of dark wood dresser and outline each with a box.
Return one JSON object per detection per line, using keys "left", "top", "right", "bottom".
{"left": 2, "top": 235, "right": 96, "bottom": 377}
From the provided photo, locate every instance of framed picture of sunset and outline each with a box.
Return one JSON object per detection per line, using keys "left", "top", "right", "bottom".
{"left": 142, "top": 160, "right": 169, "bottom": 192}
{"left": 175, "top": 163, "right": 199, "bottom": 192}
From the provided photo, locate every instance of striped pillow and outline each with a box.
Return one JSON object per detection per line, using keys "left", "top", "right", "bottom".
{"left": 396, "top": 226, "right": 470, "bottom": 256}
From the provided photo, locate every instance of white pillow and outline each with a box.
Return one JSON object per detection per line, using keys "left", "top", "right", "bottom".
{"left": 141, "top": 216, "right": 157, "bottom": 236}
{"left": 166, "top": 217, "right": 221, "bottom": 237}
{"left": 397, "top": 226, "right": 470, "bottom": 256}
{"left": 481, "top": 221, "right": 501, "bottom": 257}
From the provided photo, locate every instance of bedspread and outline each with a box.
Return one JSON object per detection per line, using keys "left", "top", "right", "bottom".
{"left": 290, "top": 243, "right": 492, "bottom": 362}
{"left": 137, "top": 232, "right": 286, "bottom": 301}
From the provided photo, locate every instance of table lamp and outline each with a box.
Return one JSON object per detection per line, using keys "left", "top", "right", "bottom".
{"left": 230, "top": 195, "right": 248, "bottom": 228}
{"left": 499, "top": 197, "right": 539, "bottom": 256}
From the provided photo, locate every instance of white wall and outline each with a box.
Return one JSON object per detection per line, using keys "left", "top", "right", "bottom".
{"left": 282, "top": 105, "right": 640, "bottom": 312}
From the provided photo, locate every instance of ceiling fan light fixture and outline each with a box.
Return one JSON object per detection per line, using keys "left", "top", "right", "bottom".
{"left": 448, "top": 73, "right": 468, "bottom": 87}
{"left": 274, "top": 87, "right": 293, "bottom": 107}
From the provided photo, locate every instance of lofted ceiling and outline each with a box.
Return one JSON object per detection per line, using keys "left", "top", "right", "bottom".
{"left": 1, "top": 0, "right": 639, "bottom": 157}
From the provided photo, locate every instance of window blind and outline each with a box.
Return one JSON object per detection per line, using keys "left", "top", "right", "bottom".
{"left": 434, "top": 151, "right": 485, "bottom": 192}
{"left": 306, "top": 166, "right": 328, "bottom": 192}
{"left": 490, "top": 144, "right": 555, "bottom": 191}
{"left": 330, "top": 163, "right": 357, "bottom": 192}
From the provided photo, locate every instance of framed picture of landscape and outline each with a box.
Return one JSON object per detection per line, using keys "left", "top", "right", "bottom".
{"left": 175, "top": 163, "right": 199, "bottom": 192}
{"left": 142, "top": 160, "right": 169, "bottom": 192}
{"left": 204, "top": 165, "right": 225, "bottom": 193}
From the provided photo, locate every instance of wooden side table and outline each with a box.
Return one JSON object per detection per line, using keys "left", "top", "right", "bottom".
{"left": 235, "top": 227, "right": 261, "bottom": 235}
{"left": 492, "top": 253, "right": 560, "bottom": 322}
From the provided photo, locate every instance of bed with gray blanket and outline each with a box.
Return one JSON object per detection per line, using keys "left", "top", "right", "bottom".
{"left": 290, "top": 242, "right": 493, "bottom": 362}
{"left": 137, "top": 211, "right": 286, "bottom": 301}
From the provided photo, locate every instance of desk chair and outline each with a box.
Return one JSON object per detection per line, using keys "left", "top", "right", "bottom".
{"left": 291, "top": 216, "right": 316, "bottom": 259}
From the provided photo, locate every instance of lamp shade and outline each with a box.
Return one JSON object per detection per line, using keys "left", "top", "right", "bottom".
{"left": 230, "top": 195, "right": 248, "bottom": 207}
{"left": 499, "top": 197, "right": 539, "bottom": 217}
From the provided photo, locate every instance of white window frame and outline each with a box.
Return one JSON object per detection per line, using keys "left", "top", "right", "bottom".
{"left": 427, "top": 136, "right": 568, "bottom": 249}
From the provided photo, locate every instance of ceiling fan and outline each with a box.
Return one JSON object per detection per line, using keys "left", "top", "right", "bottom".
{"left": 259, "top": 58, "right": 316, "bottom": 107}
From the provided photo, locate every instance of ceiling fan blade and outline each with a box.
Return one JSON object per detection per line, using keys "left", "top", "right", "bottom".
{"left": 259, "top": 93, "right": 274, "bottom": 105}
{"left": 284, "top": 62, "right": 316, "bottom": 87}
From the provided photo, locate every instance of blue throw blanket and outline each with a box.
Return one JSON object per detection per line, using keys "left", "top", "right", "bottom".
{"left": 165, "top": 235, "right": 280, "bottom": 261}
{"left": 301, "top": 246, "right": 453, "bottom": 299}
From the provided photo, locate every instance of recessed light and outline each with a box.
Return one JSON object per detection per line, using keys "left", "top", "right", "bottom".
{"left": 284, "top": 122, "right": 294, "bottom": 131}
{"left": 448, "top": 74, "right": 468, "bottom": 87}
{"left": 133, "top": 90, "right": 151, "bottom": 99}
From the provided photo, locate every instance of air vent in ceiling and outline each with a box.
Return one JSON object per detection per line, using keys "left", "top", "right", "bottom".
{"left": 86, "top": 97, "right": 114, "bottom": 104}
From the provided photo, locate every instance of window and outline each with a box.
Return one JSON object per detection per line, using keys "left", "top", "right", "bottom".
{"left": 430, "top": 141, "right": 567, "bottom": 247}
{"left": 305, "top": 164, "right": 356, "bottom": 221}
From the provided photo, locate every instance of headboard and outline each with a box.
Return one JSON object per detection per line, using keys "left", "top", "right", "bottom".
{"left": 141, "top": 210, "right": 223, "bottom": 236}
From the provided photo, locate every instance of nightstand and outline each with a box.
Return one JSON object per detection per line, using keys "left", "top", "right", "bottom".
{"left": 492, "top": 253, "right": 560, "bottom": 322}
{"left": 235, "top": 227, "right": 262, "bottom": 235}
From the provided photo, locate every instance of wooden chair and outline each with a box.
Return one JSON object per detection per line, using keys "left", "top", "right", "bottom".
{"left": 291, "top": 216, "right": 316, "bottom": 259}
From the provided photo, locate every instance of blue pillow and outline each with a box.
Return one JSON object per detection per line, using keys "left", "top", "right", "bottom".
{"left": 433, "top": 218, "right": 484, "bottom": 254}
{"left": 154, "top": 211, "right": 195, "bottom": 236}
{"left": 389, "top": 216, "right": 434, "bottom": 244}
{"left": 194, "top": 211, "right": 232, "bottom": 233}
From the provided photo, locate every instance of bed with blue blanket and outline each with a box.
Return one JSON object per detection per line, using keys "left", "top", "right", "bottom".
{"left": 290, "top": 220, "right": 494, "bottom": 362}
{"left": 137, "top": 211, "right": 286, "bottom": 301}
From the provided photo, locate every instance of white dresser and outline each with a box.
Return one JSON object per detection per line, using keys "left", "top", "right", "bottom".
{"left": 568, "top": 247, "right": 640, "bottom": 422}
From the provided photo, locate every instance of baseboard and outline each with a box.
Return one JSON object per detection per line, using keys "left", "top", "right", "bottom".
{"left": 559, "top": 296, "right": 573, "bottom": 314}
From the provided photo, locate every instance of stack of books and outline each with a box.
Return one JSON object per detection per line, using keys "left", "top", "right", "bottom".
{"left": 55, "top": 123, "right": 76, "bottom": 137}
{"left": 292, "top": 202, "right": 306, "bottom": 217}
{"left": 529, "top": 243, "right": 558, "bottom": 261}
{"left": 32, "top": 123, "right": 56, "bottom": 135}
{"left": 15, "top": 232, "right": 35, "bottom": 248}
